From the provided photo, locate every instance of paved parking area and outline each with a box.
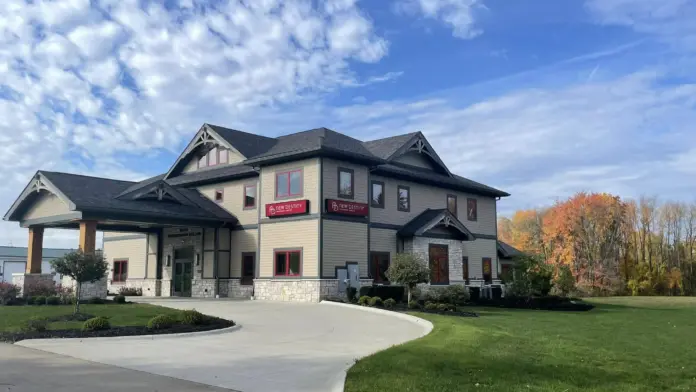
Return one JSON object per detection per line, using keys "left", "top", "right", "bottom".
{"left": 0, "top": 343, "right": 234, "bottom": 392}
{"left": 18, "top": 299, "right": 429, "bottom": 392}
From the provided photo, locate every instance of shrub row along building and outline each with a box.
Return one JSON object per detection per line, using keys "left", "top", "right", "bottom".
{"left": 4, "top": 124, "right": 518, "bottom": 301}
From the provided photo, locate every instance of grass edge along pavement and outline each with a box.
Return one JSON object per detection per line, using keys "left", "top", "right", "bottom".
{"left": 345, "top": 296, "right": 696, "bottom": 392}
{"left": 0, "top": 302, "right": 233, "bottom": 342}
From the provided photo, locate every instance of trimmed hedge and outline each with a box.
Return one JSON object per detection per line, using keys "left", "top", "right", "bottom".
{"left": 383, "top": 298, "right": 396, "bottom": 309}
{"left": 358, "top": 295, "right": 371, "bottom": 306}
{"left": 473, "top": 296, "right": 594, "bottom": 311}
{"left": 33, "top": 296, "right": 46, "bottom": 305}
{"left": 23, "top": 317, "right": 48, "bottom": 332}
{"left": 46, "top": 296, "right": 60, "bottom": 306}
{"left": 114, "top": 295, "right": 126, "bottom": 304}
{"left": 358, "top": 285, "right": 405, "bottom": 303}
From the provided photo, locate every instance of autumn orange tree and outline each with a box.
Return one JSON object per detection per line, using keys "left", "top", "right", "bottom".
{"left": 499, "top": 192, "right": 696, "bottom": 296}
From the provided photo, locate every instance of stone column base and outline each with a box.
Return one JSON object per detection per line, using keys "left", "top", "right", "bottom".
{"left": 12, "top": 273, "right": 55, "bottom": 297}
{"left": 60, "top": 276, "right": 107, "bottom": 300}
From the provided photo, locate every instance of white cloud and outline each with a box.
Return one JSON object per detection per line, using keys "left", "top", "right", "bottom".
{"left": 0, "top": 0, "right": 390, "bottom": 247}
{"left": 396, "top": 0, "right": 484, "bottom": 39}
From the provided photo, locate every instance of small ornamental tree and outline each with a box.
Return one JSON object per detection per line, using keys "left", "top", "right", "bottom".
{"left": 50, "top": 250, "right": 108, "bottom": 314}
{"left": 385, "top": 253, "right": 430, "bottom": 303}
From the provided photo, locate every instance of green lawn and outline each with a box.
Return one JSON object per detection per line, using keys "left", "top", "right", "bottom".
{"left": 345, "top": 297, "right": 696, "bottom": 392}
{"left": 0, "top": 303, "right": 183, "bottom": 332}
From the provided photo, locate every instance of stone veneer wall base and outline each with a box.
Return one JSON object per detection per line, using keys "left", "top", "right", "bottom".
{"left": 111, "top": 279, "right": 161, "bottom": 297}
{"left": 253, "top": 279, "right": 374, "bottom": 302}
{"left": 12, "top": 273, "right": 55, "bottom": 297}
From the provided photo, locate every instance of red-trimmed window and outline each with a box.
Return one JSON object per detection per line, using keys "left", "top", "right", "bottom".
{"left": 244, "top": 184, "right": 256, "bottom": 208}
{"left": 113, "top": 260, "right": 128, "bottom": 282}
{"left": 275, "top": 169, "right": 302, "bottom": 198}
{"left": 274, "top": 250, "right": 301, "bottom": 276}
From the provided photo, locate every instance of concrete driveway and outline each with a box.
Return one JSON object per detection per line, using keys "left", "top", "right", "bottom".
{"left": 0, "top": 343, "right": 234, "bottom": 392}
{"left": 18, "top": 299, "right": 430, "bottom": 392}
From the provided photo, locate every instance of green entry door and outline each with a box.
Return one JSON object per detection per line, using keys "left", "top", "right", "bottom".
{"left": 173, "top": 247, "right": 194, "bottom": 297}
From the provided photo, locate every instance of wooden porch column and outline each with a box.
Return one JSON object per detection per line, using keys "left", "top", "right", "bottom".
{"left": 79, "top": 220, "right": 98, "bottom": 254}
{"left": 26, "top": 226, "right": 44, "bottom": 274}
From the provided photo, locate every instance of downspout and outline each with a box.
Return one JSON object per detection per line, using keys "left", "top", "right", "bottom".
{"left": 214, "top": 227, "right": 219, "bottom": 298}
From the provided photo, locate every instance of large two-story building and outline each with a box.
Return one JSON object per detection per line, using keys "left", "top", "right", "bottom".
{"left": 4, "top": 124, "right": 510, "bottom": 301}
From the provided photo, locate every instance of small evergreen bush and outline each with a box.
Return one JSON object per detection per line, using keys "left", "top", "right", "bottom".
{"left": 358, "top": 295, "right": 370, "bottom": 306}
{"left": 408, "top": 300, "right": 421, "bottom": 310}
{"left": 367, "top": 296, "right": 383, "bottom": 307}
{"left": 424, "top": 301, "right": 438, "bottom": 310}
{"left": 23, "top": 317, "right": 48, "bottom": 332}
{"left": 45, "top": 296, "right": 60, "bottom": 305}
{"left": 147, "top": 314, "right": 176, "bottom": 330}
{"left": 83, "top": 316, "right": 111, "bottom": 331}
{"left": 180, "top": 309, "right": 205, "bottom": 325}
{"left": 33, "top": 295, "right": 46, "bottom": 305}
{"left": 383, "top": 298, "right": 396, "bottom": 309}
{"left": 113, "top": 295, "right": 126, "bottom": 304}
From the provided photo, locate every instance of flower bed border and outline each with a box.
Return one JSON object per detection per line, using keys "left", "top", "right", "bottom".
{"left": 322, "top": 297, "right": 479, "bottom": 318}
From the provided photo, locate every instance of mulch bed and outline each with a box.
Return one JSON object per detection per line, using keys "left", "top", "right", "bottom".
{"left": 323, "top": 298, "right": 479, "bottom": 318}
{"left": 466, "top": 297, "right": 595, "bottom": 311}
{"left": 0, "top": 317, "right": 234, "bottom": 343}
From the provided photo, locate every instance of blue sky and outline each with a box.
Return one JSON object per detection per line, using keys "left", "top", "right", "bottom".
{"left": 0, "top": 0, "right": 695, "bottom": 247}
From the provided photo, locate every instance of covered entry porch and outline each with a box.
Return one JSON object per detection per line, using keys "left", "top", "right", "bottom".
{"left": 3, "top": 171, "right": 239, "bottom": 299}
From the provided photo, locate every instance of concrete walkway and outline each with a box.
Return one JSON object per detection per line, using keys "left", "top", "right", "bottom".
{"left": 18, "top": 299, "right": 429, "bottom": 392}
{"left": 0, "top": 343, "right": 235, "bottom": 392}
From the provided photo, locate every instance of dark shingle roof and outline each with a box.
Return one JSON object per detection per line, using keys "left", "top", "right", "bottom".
{"left": 398, "top": 208, "right": 474, "bottom": 240}
{"left": 498, "top": 241, "right": 524, "bottom": 259}
{"left": 244, "top": 127, "right": 382, "bottom": 164}
{"left": 116, "top": 173, "right": 166, "bottom": 198}
{"left": 375, "top": 164, "right": 509, "bottom": 197}
{"left": 363, "top": 132, "right": 418, "bottom": 159}
{"left": 206, "top": 124, "right": 277, "bottom": 158}
{"left": 398, "top": 209, "right": 444, "bottom": 236}
{"left": 39, "top": 171, "right": 236, "bottom": 223}
{"left": 166, "top": 164, "right": 257, "bottom": 187}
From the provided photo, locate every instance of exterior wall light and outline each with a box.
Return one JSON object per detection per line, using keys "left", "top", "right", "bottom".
{"left": 166, "top": 255, "right": 171, "bottom": 267}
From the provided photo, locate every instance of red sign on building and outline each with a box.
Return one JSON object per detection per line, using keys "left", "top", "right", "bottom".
{"left": 325, "top": 199, "right": 369, "bottom": 217}
{"left": 266, "top": 200, "right": 309, "bottom": 218}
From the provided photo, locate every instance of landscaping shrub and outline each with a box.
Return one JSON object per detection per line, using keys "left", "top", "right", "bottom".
{"left": 443, "top": 285, "right": 470, "bottom": 305}
{"left": 113, "top": 295, "right": 126, "bottom": 304}
{"left": 147, "top": 314, "right": 176, "bottom": 330}
{"left": 358, "top": 285, "right": 405, "bottom": 303}
{"left": 408, "top": 300, "right": 421, "bottom": 310}
{"left": 23, "top": 279, "right": 57, "bottom": 298}
{"left": 473, "top": 296, "right": 595, "bottom": 311}
{"left": 367, "top": 296, "right": 383, "bottom": 307}
{"left": 423, "top": 287, "right": 445, "bottom": 303}
{"left": 25, "top": 296, "right": 35, "bottom": 305}
{"left": 385, "top": 253, "right": 430, "bottom": 302}
{"left": 424, "top": 302, "right": 438, "bottom": 310}
{"left": 180, "top": 309, "right": 205, "bottom": 325}
{"left": 437, "top": 303, "right": 450, "bottom": 312}
{"left": 46, "top": 296, "right": 60, "bottom": 306}
{"left": 118, "top": 286, "right": 143, "bottom": 296}
{"left": 491, "top": 286, "right": 503, "bottom": 300}
{"left": 23, "top": 317, "right": 48, "bottom": 332}
{"left": 555, "top": 265, "right": 576, "bottom": 297}
{"left": 0, "top": 282, "right": 20, "bottom": 305}
{"left": 383, "top": 298, "right": 396, "bottom": 309}
{"left": 346, "top": 286, "right": 357, "bottom": 302}
{"left": 33, "top": 296, "right": 46, "bottom": 305}
{"left": 57, "top": 285, "right": 74, "bottom": 305}
{"left": 82, "top": 316, "right": 111, "bottom": 331}
{"left": 88, "top": 297, "right": 105, "bottom": 304}
{"left": 358, "top": 295, "right": 371, "bottom": 306}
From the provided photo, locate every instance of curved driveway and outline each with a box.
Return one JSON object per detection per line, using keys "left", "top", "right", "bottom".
{"left": 18, "top": 299, "right": 430, "bottom": 392}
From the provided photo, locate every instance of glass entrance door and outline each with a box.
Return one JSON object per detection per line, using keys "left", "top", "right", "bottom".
{"left": 173, "top": 247, "right": 194, "bottom": 297}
